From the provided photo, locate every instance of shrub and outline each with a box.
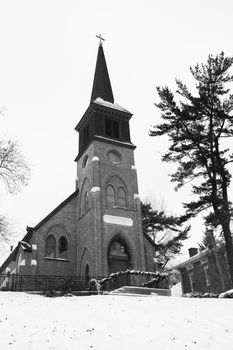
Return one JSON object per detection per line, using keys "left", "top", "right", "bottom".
{"left": 219, "top": 289, "right": 233, "bottom": 298}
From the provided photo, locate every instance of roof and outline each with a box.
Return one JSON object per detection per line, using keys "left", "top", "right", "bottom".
{"left": 91, "top": 43, "right": 114, "bottom": 103}
{"left": 173, "top": 249, "right": 208, "bottom": 270}
{"left": 173, "top": 238, "right": 225, "bottom": 271}
{"left": 75, "top": 98, "right": 132, "bottom": 133}
{"left": 31, "top": 189, "right": 79, "bottom": 231}
{"left": 93, "top": 98, "right": 131, "bottom": 114}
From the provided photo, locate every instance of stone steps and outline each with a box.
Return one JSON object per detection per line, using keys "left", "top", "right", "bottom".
{"left": 109, "top": 286, "right": 171, "bottom": 296}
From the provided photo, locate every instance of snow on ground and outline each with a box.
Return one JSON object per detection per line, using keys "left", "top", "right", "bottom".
{"left": 0, "top": 292, "right": 233, "bottom": 350}
{"left": 171, "top": 282, "right": 183, "bottom": 296}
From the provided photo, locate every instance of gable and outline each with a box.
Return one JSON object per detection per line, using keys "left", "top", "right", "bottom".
{"left": 0, "top": 190, "right": 79, "bottom": 274}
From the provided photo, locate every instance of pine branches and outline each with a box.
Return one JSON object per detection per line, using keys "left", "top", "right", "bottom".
{"left": 151, "top": 52, "right": 233, "bottom": 284}
{"left": 141, "top": 202, "right": 190, "bottom": 266}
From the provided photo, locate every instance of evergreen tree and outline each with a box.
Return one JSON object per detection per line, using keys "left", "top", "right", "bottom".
{"left": 141, "top": 202, "right": 190, "bottom": 267}
{"left": 198, "top": 229, "right": 216, "bottom": 251}
{"left": 151, "top": 52, "right": 233, "bottom": 284}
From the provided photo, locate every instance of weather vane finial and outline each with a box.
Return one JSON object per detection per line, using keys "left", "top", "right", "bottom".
{"left": 96, "top": 34, "right": 105, "bottom": 46}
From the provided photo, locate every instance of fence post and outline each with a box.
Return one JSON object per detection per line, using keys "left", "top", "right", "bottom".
{"left": 19, "top": 275, "right": 22, "bottom": 291}
{"left": 46, "top": 276, "right": 48, "bottom": 292}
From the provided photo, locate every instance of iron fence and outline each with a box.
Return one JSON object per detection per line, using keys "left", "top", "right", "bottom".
{"left": 0, "top": 274, "right": 100, "bottom": 292}
{"left": 0, "top": 272, "right": 166, "bottom": 292}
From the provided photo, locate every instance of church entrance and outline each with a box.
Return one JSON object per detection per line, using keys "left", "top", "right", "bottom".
{"left": 108, "top": 237, "right": 131, "bottom": 289}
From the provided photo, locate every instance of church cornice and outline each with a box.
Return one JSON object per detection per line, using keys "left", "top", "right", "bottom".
{"left": 75, "top": 100, "right": 132, "bottom": 132}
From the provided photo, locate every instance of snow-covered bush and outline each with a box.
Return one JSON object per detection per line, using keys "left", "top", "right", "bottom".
{"left": 184, "top": 292, "right": 219, "bottom": 298}
{"left": 88, "top": 270, "right": 168, "bottom": 293}
{"left": 219, "top": 289, "right": 233, "bottom": 298}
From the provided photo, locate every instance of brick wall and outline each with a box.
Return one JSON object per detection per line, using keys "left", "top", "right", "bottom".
{"left": 76, "top": 139, "right": 149, "bottom": 277}
{"left": 180, "top": 249, "right": 232, "bottom": 294}
{"left": 32, "top": 195, "right": 78, "bottom": 277}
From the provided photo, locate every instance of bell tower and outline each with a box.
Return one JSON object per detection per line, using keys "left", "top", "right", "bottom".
{"left": 75, "top": 38, "right": 146, "bottom": 277}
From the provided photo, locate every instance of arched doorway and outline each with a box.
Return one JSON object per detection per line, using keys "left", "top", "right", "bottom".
{"left": 108, "top": 237, "right": 131, "bottom": 289}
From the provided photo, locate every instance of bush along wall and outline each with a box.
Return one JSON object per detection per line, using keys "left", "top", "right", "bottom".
{"left": 88, "top": 269, "right": 168, "bottom": 294}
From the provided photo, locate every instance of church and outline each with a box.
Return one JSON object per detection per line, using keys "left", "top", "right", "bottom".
{"left": 0, "top": 39, "right": 156, "bottom": 290}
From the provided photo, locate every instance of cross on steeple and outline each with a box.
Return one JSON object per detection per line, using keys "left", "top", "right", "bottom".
{"left": 96, "top": 34, "right": 105, "bottom": 46}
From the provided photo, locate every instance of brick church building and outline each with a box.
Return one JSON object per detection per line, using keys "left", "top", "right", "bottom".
{"left": 0, "top": 40, "right": 156, "bottom": 289}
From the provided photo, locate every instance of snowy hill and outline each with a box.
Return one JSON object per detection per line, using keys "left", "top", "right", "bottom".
{"left": 0, "top": 292, "right": 232, "bottom": 349}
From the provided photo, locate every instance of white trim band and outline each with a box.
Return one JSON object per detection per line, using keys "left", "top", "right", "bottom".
{"left": 103, "top": 215, "right": 133, "bottom": 227}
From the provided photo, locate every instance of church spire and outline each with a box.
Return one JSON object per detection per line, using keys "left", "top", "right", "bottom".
{"left": 90, "top": 36, "right": 114, "bottom": 103}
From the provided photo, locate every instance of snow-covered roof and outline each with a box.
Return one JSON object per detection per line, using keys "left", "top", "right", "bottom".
{"left": 173, "top": 249, "right": 208, "bottom": 270}
{"left": 93, "top": 97, "right": 131, "bottom": 114}
{"left": 20, "top": 241, "right": 32, "bottom": 251}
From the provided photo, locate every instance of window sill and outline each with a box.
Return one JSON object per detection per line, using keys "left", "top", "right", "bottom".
{"left": 105, "top": 204, "right": 135, "bottom": 211}
{"left": 45, "top": 257, "right": 69, "bottom": 262}
{"left": 101, "top": 204, "right": 136, "bottom": 212}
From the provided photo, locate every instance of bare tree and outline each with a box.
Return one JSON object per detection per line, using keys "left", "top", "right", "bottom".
{"left": 0, "top": 139, "right": 30, "bottom": 194}
{"left": 0, "top": 215, "right": 8, "bottom": 242}
{"left": 0, "top": 109, "right": 30, "bottom": 240}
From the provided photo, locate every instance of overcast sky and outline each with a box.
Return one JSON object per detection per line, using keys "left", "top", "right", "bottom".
{"left": 1, "top": 0, "right": 233, "bottom": 263}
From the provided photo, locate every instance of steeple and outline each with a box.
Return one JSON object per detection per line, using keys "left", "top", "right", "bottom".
{"left": 90, "top": 38, "right": 114, "bottom": 103}
{"left": 75, "top": 38, "right": 134, "bottom": 161}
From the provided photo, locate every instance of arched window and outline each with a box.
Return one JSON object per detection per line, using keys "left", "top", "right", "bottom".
{"left": 82, "top": 155, "right": 89, "bottom": 169}
{"left": 17, "top": 251, "right": 24, "bottom": 268}
{"left": 85, "top": 264, "right": 90, "bottom": 288}
{"left": 117, "top": 187, "right": 126, "bottom": 207}
{"left": 107, "top": 185, "right": 115, "bottom": 205}
{"left": 45, "top": 235, "right": 56, "bottom": 258}
{"left": 58, "top": 236, "right": 68, "bottom": 259}
{"left": 84, "top": 191, "right": 89, "bottom": 212}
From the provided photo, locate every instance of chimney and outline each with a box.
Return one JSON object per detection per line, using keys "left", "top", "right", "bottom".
{"left": 188, "top": 247, "right": 198, "bottom": 258}
{"left": 10, "top": 245, "right": 13, "bottom": 252}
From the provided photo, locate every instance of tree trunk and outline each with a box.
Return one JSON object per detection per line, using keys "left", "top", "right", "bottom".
{"left": 214, "top": 139, "right": 233, "bottom": 286}
{"left": 212, "top": 241, "right": 226, "bottom": 292}
{"left": 221, "top": 222, "right": 233, "bottom": 287}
